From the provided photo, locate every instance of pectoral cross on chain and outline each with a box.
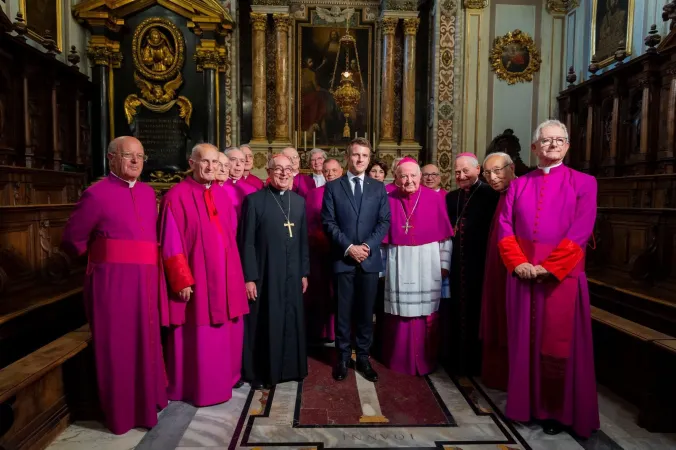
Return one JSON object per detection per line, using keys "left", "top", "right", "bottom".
{"left": 402, "top": 222, "right": 413, "bottom": 234}
{"left": 284, "top": 220, "right": 295, "bottom": 237}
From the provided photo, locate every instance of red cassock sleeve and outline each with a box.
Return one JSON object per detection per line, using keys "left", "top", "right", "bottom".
{"left": 541, "top": 238, "right": 584, "bottom": 281}
{"left": 497, "top": 235, "right": 529, "bottom": 273}
{"left": 164, "top": 254, "right": 195, "bottom": 295}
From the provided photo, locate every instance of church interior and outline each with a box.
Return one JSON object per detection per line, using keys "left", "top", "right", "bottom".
{"left": 1, "top": 0, "right": 676, "bottom": 448}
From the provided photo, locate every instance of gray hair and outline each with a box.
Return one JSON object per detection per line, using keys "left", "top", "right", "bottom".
{"left": 532, "top": 119, "right": 568, "bottom": 143}
{"left": 190, "top": 143, "right": 218, "bottom": 160}
{"left": 456, "top": 154, "right": 480, "bottom": 168}
{"left": 224, "top": 147, "right": 241, "bottom": 156}
{"left": 107, "top": 136, "right": 128, "bottom": 155}
{"left": 483, "top": 152, "right": 514, "bottom": 166}
{"left": 309, "top": 148, "right": 327, "bottom": 160}
{"left": 395, "top": 160, "right": 421, "bottom": 176}
{"left": 267, "top": 154, "right": 292, "bottom": 169}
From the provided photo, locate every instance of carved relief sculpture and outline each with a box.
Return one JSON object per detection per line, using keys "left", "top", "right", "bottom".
{"left": 490, "top": 29, "right": 542, "bottom": 84}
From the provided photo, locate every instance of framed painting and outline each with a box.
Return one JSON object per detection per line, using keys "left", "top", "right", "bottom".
{"left": 296, "top": 8, "right": 373, "bottom": 149}
{"left": 592, "top": 0, "right": 634, "bottom": 67}
{"left": 19, "top": 0, "right": 63, "bottom": 52}
{"left": 490, "top": 29, "right": 541, "bottom": 84}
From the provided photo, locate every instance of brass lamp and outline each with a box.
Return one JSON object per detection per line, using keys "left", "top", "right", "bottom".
{"left": 330, "top": 27, "right": 365, "bottom": 137}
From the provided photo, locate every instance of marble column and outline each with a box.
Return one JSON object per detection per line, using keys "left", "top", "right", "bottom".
{"left": 87, "top": 37, "right": 121, "bottom": 178}
{"left": 401, "top": 18, "right": 419, "bottom": 144}
{"left": 380, "top": 17, "right": 399, "bottom": 143}
{"left": 251, "top": 12, "right": 267, "bottom": 142}
{"left": 273, "top": 14, "right": 291, "bottom": 142}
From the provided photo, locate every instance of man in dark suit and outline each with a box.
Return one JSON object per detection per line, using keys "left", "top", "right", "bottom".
{"left": 321, "top": 138, "right": 391, "bottom": 382}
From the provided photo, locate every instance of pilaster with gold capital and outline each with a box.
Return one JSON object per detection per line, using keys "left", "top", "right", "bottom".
{"left": 251, "top": 12, "right": 268, "bottom": 142}
{"left": 463, "top": 0, "right": 489, "bottom": 9}
{"left": 402, "top": 18, "right": 419, "bottom": 143}
{"left": 86, "top": 36, "right": 122, "bottom": 68}
{"left": 380, "top": 17, "right": 399, "bottom": 144}
{"left": 273, "top": 13, "right": 292, "bottom": 142}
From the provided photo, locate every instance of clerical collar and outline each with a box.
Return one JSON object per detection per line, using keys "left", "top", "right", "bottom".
{"left": 538, "top": 161, "right": 563, "bottom": 174}
{"left": 110, "top": 170, "right": 136, "bottom": 188}
{"left": 268, "top": 185, "right": 287, "bottom": 195}
{"left": 463, "top": 178, "right": 481, "bottom": 193}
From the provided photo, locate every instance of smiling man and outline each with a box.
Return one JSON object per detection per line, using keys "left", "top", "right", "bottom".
{"left": 444, "top": 152, "right": 499, "bottom": 376}
{"left": 160, "top": 143, "right": 248, "bottom": 407}
{"left": 380, "top": 158, "right": 453, "bottom": 376}
{"left": 239, "top": 154, "right": 310, "bottom": 390}
{"left": 497, "top": 120, "right": 599, "bottom": 437}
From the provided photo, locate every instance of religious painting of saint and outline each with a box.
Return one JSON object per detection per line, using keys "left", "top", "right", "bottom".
{"left": 592, "top": 0, "right": 634, "bottom": 67}
{"left": 20, "top": 0, "right": 62, "bottom": 51}
{"left": 297, "top": 14, "right": 373, "bottom": 148}
{"left": 490, "top": 30, "right": 541, "bottom": 85}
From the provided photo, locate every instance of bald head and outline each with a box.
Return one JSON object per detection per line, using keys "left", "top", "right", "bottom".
{"left": 421, "top": 164, "right": 441, "bottom": 190}
{"left": 282, "top": 147, "right": 300, "bottom": 172}
{"left": 189, "top": 143, "right": 220, "bottom": 184}
{"left": 226, "top": 148, "right": 246, "bottom": 180}
{"left": 107, "top": 136, "right": 145, "bottom": 182}
{"left": 323, "top": 158, "right": 343, "bottom": 182}
{"left": 483, "top": 152, "right": 515, "bottom": 192}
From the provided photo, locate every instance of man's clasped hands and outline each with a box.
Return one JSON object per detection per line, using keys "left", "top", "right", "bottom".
{"left": 514, "top": 262, "right": 552, "bottom": 282}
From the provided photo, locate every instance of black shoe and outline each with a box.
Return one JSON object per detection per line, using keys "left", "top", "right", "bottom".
{"left": 234, "top": 379, "right": 244, "bottom": 389}
{"left": 542, "top": 420, "right": 562, "bottom": 435}
{"left": 250, "top": 380, "right": 264, "bottom": 390}
{"left": 333, "top": 361, "right": 349, "bottom": 381}
{"left": 355, "top": 359, "right": 378, "bottom": 382}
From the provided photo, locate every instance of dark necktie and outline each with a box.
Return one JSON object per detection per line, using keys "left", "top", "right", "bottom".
{"left": 353, "top": 177, "right": 362, "bottom": 210}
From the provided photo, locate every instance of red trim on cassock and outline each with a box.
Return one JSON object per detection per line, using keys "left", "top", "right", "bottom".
{"left": 497, "top": 235, "right": 529, "bottom": 273}
{"left": 541, "top": 238, "right": 584, "bottom": 281}
{"left": 164, "top": 253, "right": 195, "bottom": 295}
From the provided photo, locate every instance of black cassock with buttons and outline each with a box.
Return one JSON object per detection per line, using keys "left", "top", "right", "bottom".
{"left": 443, "top": 180, "right": 499, "bottom": 376}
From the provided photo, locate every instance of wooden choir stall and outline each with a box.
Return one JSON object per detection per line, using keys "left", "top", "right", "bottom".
{"left": 558, "top": 7, "right": 676, "bottom": 433}
{"left": 0, "top": 9, "right": 99, "bottom": 450}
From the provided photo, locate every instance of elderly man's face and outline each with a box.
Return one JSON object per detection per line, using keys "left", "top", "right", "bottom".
{"left": 310, "top": 152, "right": 326, "bottom": 174}
{"left": 454, "top": 156, "right": 480, "bottom": 190}
{"left": 323, "top": 160, "right": 343, "bottom": 182}
{"left": 483, "top": 155, "right": 515, "bottom": 192}
{"left": 228, "top": 150, "right": 246, "bottom": 180}
{"left": 282, "top": 147, "right": 300, "bottom": 172}
{"left": 369, "top": 164, "right": 385, "bottom": 182}
{"left": 189, "top": 146, "right": 220, "bottom": 184}
{"left": 397, "top": 162, "right": 421, "bottom": 195}
{"left": 241, "top": 146, "right": 254, "bottom": 171}
{"left": 531, "top": 125, "right": 570, "bottom": 165}
{"left": 421, "top": 164, "right": 441, "bottom": 190}
{"left": 216, "top": 154, "right": 230, "bottom": 183}
{"left": 268, "top": 156, "right": 294, "bottom": 190}
{"left": 108, "top": 137, "right": 145, "bottom": 181}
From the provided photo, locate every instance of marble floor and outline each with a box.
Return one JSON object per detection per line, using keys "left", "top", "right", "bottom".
{"left": 47, "top": 354, "right": 676, "bottom": 450}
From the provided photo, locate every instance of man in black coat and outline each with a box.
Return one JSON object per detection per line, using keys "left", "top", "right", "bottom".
{"left": 444, "top": 152, "right": 499, "bottom": 376}
{"left": 321, "top": 138, "right": 391, "bottom": 382}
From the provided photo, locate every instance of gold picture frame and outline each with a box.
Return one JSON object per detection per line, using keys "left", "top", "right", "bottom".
{"left": 19, "top": 0, "right": 63, "bottom": 52}
{"left": 591, "top": 0, "right": 634, "bottom": 68}
{"left": 490, "top": 29, "right": 541, "bottom": 85}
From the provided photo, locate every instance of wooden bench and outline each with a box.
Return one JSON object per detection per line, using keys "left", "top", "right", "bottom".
{"left": 0, "top": 324, "right": 99, "bottom": 450}
{"left": 590, "top": 306, "right": 676, "bottom": 432}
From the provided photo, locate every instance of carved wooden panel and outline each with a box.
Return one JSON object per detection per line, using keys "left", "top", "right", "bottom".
{"left": 0, "top": 166, "right": 85, "bottom": 207}
{"left": 597, "top": 174, "right": 676, "bottom": 208}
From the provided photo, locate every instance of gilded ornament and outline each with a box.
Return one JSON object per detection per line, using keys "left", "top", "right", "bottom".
{"left": 546, "top": 0, "right": 579, "bottom": 14}
{"left": 273, "top": 14, "right": 292, "bottom": 32}
{"left": 403, "top": 18, "right": 420, "bottom": 35}
{"left": 251, "top": 13, "right": 267, "bottom": 31}
{"left": 87, "top": 37, "right": 123, "bottom": 68}
{"left": 490, "top": 29, "right": 541, "bottom": 85}
{"left": 253, "top": 152, "right": 267, "bottom": 169}
{"left": 380, "top": 17, "right": 399, "bottom": 34}
{"left": 194, "top": 44, "right": 227, "bottom": 72}
{"left": 383, "top": 0, "right": 418, "bottom": 11}
{"left": 132, "top": 17, "right": 185, "bottom": 81}
{"left": 150, "top": 170, "right": 188, "bottom": 183}
{"left": 463, "top": 0, "right": 488, "bottom": 8}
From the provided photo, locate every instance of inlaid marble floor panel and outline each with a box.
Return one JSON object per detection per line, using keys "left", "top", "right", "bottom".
{"left": 46, "top": 354, "right": 676, "bottom": 450}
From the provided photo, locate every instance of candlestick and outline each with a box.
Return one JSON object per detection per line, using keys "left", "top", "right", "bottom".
{"left": 313, "top": 132, "right": 316, "bottom": 148}
{"left": 373, "top": 132, "right": 375, "bottom": 146}
{"left": 304, "top": 132, "right": 307, "bottom": 151}
{"left": 355, "top": 131, "right": 357, "bottom": 139}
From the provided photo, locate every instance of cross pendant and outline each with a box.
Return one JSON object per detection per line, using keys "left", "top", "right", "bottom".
{"left": 284, "top": 221, "right": 295, "bottom": 237}
{"left": 402, "top": 222, "right": 413, "bottom": 234}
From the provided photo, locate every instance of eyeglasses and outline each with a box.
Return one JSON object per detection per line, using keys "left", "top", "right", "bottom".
{"left": 272, "top": 167, "right": 293, "bottom": 174}
{"left": 422, "top": 172, "right": 440, "bottom": 178}
{"left": 119, "top": 152, "right": 148, "bottom": 161}
{"left": 482, "top": 164, "right": 510, "bottom": 177}
{"left": 539, "top": 137, "right": 568, "bottom": 146}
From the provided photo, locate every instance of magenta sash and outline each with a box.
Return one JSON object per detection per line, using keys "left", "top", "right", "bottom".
{"left": 89, "top": 238, "right": 158, "bottom": 267}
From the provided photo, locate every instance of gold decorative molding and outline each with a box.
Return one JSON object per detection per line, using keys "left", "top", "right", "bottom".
{"left": 251, "top": 12, "right": 268, "bottom": 31}
{"left": 132, "top": 17, "right": 185, "bottom": 81}
{"left": 403, "top": 18, "right": 420, "bottom": 35}
{"left": 87, "top": 36, "right": 122, "bottom": 68}
{"left": 73, "top": 0, "right": 233, "bottom": 33}
{"left": 463, "top": 0, "right": 488, "bottom": 9}
{"left": 194, "top": 40, "right": 227, "bottom": 71}
{"left": 546, "top": 0, "right": 579, "bottom": 14}
{"left": 380, "top": 17, "right": 399, "bottom": 35}
{"left": 273, "top": 13, "right": 292, "bottom": 32}
{"left": 490, "top": 29, "right": 542, "bottom": 84}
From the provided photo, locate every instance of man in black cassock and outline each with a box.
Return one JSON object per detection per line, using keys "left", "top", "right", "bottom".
{"left": 444, "top": 153, "right": 499, "bottom": 376}
{"left": 238, "top": 154, "right": 310, "bottom": 390}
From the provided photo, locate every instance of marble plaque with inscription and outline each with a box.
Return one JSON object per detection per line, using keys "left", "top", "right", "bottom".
{"left": 133, "top": 107, "right": 188, "bottom": 173}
